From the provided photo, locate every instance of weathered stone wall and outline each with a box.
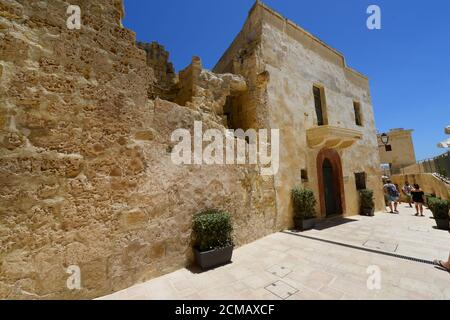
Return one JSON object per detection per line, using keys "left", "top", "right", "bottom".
{"left": 175, "top": 57, "right": 247, "bottom": 122}
{"left": 214, "top": 3, "right": 270, "bottom": 131}
{"left": 137, "top": 41, "right": 177, "bottom": 102}
{"left": 0, "top": 0, "right": 277, "bottom": 299}
{"left": 391, "top": 173, "right": 450, "bottom": 201}
{"left": 138, "top": 41, "right": 176, "bottom": 91}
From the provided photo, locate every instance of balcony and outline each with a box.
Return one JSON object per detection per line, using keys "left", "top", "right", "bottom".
{"left": 307, "top": 125, "right": 363, "bottom": 150}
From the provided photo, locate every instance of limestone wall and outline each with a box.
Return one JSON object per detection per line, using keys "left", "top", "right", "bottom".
{"left": 213, "top": 3, "right": 269, "bottom": 132}
{"left": 391, "top": 174, "right": 450, "bottom": 201}
{"left": 0, "top": 0, "right": 277, "bottom": 299}
{"left": 402, "top": 163, "right": 423, "bottom": 175}
{"left": 378, "top": 129, "right": 416, "bottom": 172}
{"left": 137, "top": 41, "right": 176, "bottom": 99}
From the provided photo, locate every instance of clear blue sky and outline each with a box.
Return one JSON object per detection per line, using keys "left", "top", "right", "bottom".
{"left": 123, "top": 0, "right": 450, "bottom": 160}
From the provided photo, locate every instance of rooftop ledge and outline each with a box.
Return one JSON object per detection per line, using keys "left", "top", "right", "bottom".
{"left": 249, "top": 1, "right": 369, "bottom": 81}
{"left": 307, "top": 126, "right": 363, "bottom": 150}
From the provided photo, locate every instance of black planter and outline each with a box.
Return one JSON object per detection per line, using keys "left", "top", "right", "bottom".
{"left": 294, "top": 217, "right": 316, "bottom": 231}
{"left": 435, "top": 218, "right": 449, "bottom": 230}
{"left": 193, "top": 245, "right": 233, "bottom": 270}
{"left": 361, "top": 207, "right": 375, "bottom": 216}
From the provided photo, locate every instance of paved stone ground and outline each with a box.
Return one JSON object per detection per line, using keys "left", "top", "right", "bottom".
{"left": 100, "top": 205, "right": 450, "bottom": 300}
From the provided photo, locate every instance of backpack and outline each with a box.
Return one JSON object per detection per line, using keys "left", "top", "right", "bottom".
{"left": 386, "top": 184, "right": 398, "bottom": 197}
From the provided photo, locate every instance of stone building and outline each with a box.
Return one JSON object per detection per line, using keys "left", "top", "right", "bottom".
{"left": 378, "top": 128, "right": 417, "bottom": 174}
{"left": 214, "top": 2, "right": 385, "bottom": 227}
{"left": 0, "top": 1, "right": 382, "bottom": 299}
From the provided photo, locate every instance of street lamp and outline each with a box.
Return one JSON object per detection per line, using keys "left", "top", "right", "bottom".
{"left": 379, "top": 133, "right": 392, "bottom": 151}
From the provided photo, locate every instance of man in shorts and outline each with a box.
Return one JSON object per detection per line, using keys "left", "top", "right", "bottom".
{"left": 402, "top": 181, "right": 413, "bottom": 208}
{"left": 383, "top": 179, "right": 399, "bottom": 214}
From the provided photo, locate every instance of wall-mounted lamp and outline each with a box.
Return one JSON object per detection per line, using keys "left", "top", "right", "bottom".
{"left": 379, "top": 133, "right": 392, "bottom": 152}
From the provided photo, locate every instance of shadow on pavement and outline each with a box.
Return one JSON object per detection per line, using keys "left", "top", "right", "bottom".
{"left": 312, "top": 216, "right": 359, "bottom": 231}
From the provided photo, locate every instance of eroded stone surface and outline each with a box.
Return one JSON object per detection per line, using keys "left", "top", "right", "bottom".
{"left": 0, "top": 0, "right": 276, "bottom": 299}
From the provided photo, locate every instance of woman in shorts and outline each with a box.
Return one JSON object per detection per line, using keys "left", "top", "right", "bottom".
{"left": 411, "top": 184, "right": 425, "bottom": 216}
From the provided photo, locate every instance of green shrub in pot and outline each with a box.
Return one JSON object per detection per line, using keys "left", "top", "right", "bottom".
{"left": 192, "top": 210, "right": 233, "bottom": 252}
{"left": 360, "top": 189, "right": 375, "bottom": 216}
{"left": 292, "top": 187, "right": 317, "bottom": 230}
{"left": 425, "top": 193, "right": 436, "bottom": 208}
{"left": 192, "top": 210, "right": 234, "bottom": 270}
{"left": 428, "top": 198, "right": 449, "bottom": 230}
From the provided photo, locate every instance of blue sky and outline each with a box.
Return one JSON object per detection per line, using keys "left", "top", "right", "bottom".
{"left": 123, "top": 0, "right": 450, "bottom": 160}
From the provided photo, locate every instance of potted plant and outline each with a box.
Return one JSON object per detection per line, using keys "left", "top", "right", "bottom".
{"left": 192, "top": 209, "right": 234, "bottom": 270}
{"left": 292, "top": 187, "right": 317, "bottom": 231}
{"left": 360, "top": 189, "right": 375, "bottom": 216}
{"left": 428, "top": 197, "right": 449, "bottom": 230}
{"left": 425, "top": 193, "right": 436, "bottom": 208}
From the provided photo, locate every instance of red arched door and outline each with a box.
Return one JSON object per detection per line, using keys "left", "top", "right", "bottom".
{"left": 317, "top": 149, "right": 345, "bottom": 217}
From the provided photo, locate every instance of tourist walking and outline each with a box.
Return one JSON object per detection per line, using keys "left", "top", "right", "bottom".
{"left": 383, "top": 179, "right": 399, "bottom": 214}
{"left": 395, "top": 184, "right": 402, "bottom": 204}
{"left": 411, "top": 184, "right": 425, "bottom": 216}
{"left": 434, "top": 253, "right": 450, "bottom": 273}
{"left": 402, "top": 181, "right": 413, "bottom": 208}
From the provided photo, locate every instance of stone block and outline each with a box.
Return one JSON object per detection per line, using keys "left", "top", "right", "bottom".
{"left": 121, "top": 209, "right": 148, "bottom": 230}
{"left": 134, "top": 130, "right": 155, "bottom": 141}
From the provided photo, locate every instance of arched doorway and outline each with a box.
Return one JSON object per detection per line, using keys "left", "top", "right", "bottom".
{"left": 317, "top": 149, "right": 345, "bottom": 217}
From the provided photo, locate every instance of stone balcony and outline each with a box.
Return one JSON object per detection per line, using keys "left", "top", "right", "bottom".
{"left": 306, "top": 125, "right": 363, "bottom": 150}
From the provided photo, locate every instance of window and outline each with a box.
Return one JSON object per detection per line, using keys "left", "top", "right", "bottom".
{"left": 301, "top": 169, "right": 308, "bottom": 182}
{"left": 353, "top": 102, "right": 363, "bottom": 126}
{"left": 355, "top": 172, "right": 367, "bottom": 190}
{"left": 224, "top": 96, "right": 241, "bottom": 130}
{"left": 313, "top": 86, "right": 326, "bottom": 126}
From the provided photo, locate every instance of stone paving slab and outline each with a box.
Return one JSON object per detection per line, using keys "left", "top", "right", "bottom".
{"left": 363, "top": 240, "right": 398, "bottom": 252}
{"left": 266, "top": 265, "right": 292, "bottom": 278}
{"left": 264, "top": 281, "right": 298, "bottom": 299}
{"left": 99, "top": 205, "right": 450, "bottom": 300}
